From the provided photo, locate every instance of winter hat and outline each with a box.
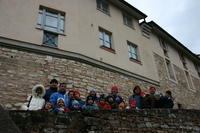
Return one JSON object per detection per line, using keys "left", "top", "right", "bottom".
{"left": 149, "top": 86, "right": 156, "bottom": 90}
{"left": 57, "top": 98, "right": 65, "bottom": 104}
{"left": 89, "top": 88, "right": 96, "bottom": 93}
{"left": 129, "top": 98, "right": 136, "bottom": 104}
{"left": 72, "top": 100, "right": 80, "bottom": 106}
{"left": 74, "top": 90, "right": 80, "bottom": 96}
{"left": 111, "top": 86, "right": 118, "bottom": 91}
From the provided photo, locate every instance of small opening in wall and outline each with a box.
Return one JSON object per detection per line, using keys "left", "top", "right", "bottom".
{"left": 10, "top": 56, "right": 14, "bottom": 58}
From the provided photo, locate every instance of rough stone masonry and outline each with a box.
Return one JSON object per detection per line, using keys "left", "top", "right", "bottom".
{"left": 0, "top": 44, "right": 200, "bottom": 110}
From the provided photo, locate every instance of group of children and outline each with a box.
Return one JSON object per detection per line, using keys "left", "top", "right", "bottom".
{"left": 21, "top": 79, "right": 174, "bottom": 112}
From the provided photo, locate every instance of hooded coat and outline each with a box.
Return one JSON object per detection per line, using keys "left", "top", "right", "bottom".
{"left": 21, "top": 84, "right": 46, "bottom": 110}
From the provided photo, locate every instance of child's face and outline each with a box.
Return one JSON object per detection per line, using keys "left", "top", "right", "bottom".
{"left": 99, "top": 99, "right": 105, "bottom": 104}
{"left": 75, "top": 93, "right": 80, "bottom": 99}
{"left": 130, "top": 102, "right": 136, "bottom": 108}
{"left": 134, "top": 88, "right": 141, "bottom": 94}
{"left": 88, "top": 99, "right": 94, "bottom": 105}
{"left": 108, "top": 97, "right": 114, "bottom": 102}
{"left": 45, "top": 102, "right": 52, "bottom": 109}
{"left": 90, "top": 91, "right": 96, "bottom": 96}
{"left": 58, "top": 100, "right": 65, "bottom": 107}
{"left": 36, "top": 87, "right": 42, "bottom": 95}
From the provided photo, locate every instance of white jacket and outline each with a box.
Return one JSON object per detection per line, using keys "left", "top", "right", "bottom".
{"left": 21, "top": 84, "right": 46, "bottom": 110}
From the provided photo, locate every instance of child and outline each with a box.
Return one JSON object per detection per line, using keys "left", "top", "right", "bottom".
{"left": 70, "top": 100, "right": 82, "bottom": 110}
{"left": 96, "top": 94, "right": 111, "bottom": 109}
{"left": 126, "top": 98, "right": 137, "bottom": 110}
{"left": 54, "top": 98, "right": 69, "bottom": 112}
{"left": 106, "top": 95, "right": 118, "bottom": 109}
{"left": 42, "top": 102, "right": 53, "bottom": 111}
{"left": 83, "top": 96, "right": 98, "bottom": 110}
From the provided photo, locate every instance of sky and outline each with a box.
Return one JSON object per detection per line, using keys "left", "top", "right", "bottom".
{"left": 125, "top": 0, "right": 200, "bottom": 55}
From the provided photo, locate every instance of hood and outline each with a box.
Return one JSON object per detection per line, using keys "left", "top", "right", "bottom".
{"left": 32, "top": 84, "right": 46, "bottom": 98}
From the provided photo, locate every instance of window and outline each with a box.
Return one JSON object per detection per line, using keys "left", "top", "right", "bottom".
{"left": 43, "top": 31, "right": 58, "bottom": 47}
{"left": 96, "top": 0, "right": 109, "bottom": 14}
{"left": 179, "top": 54, "right": 187, "bottom": 70}
{"left": 194, "top": 64, "right": 200, "bottom": 77}
{"left": 128, "top": 42, "right": 139, "bottom": 60}
{"left": 166, "top": 59, "right": 176, "bottom": 80}
{"left": 123, "top": 13, "right": 133, "bottom": 27}
{"left": 185, "top": 71, "right": 193, "bottom": 89}
{"left": 99, "top": 28, "right": 112, "bottom": 48}
{"left": 37, "top": 7, "right": 65, "bottom": 34}
{"left": 159, "top": 38, "right": 169, "bottom": 57}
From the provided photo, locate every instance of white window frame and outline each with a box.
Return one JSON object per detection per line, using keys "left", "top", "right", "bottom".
{"left": 127, "top": 41, "right": 139, "bottom": 60}
{"left": 99, "top": 28, "right": 112, "bottom": 48}
{"left": 37, "top": 7, "right": 65, "bottom": 34}
{"left": 165, "top": 59, "right": 177, "bottom": 82}
{"left": 159, "top": 38, "right": 169, "bottom": 57}
{"left": 185, "top": 70, "right": 196, "bottom": 92}
{"left": 123, "top": 13, "right": 133, "bottom": 28}
{"left": 96, "top": 0, "right": 110, "bottom": 15}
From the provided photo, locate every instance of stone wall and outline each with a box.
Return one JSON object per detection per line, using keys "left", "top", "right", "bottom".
{"left": 8, "top": 110, "right": 200, "bottom": 133}
{"left": 0, "top": 46, "right": 154, "bottom": 109}
{"left": 153, "top": 53, "right": 200, "bottom": 109}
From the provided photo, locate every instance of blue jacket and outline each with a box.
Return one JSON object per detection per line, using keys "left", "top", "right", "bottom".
{"left": 129, "top": 94, "right": 142, "bottom": 109}
{"left": 43, "top": 87, "right": 57, "bottom": 102}
{"left": 50, "top": 91, "right": 70, "bottom": 107}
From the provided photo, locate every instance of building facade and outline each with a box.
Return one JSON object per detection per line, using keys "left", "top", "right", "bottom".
{"left": 0, "top": 0, "right": 200, "bottom": 109}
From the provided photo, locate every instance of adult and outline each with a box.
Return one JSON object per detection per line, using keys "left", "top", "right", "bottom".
{"left": 161, "top": 90, "right": 174, "bottom": 108}
{"left": 43, "top": 79, "right": 58, "bottom": 102}
{"left": 88, "top": 88, "right": 98, "bottom": 101}
{"left": 110, "top": 86, "right": 124, "bottom": 105}
{"left": 142, "top": 86, "right": 157, "bottom": 109}
{"left": 50, "top": 83, "right": 70, "bottom": 107}
{"left": 21, "top": 84, "right": 45, "bottom": 110}
{"left": 129, "top": 85, "right": 143, "bottom": 109}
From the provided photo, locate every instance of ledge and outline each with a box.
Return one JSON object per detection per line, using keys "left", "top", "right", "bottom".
{"left": 0, "top": 36, "right": 160, "bottom": 86}
{"left": 100, "top": 45, "right": 116, "bottom": 54}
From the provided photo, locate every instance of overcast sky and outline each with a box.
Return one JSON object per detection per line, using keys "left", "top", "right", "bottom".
{"left": 125, "top": 0, "right": 200, "bottom": 54}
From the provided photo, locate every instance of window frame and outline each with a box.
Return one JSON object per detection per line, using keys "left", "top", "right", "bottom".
{"left": 165, "top": 59, "right": 177, "bottom": 82}
{"left": 37, "top": 6, "right": 65, "bottom": 35}
{"left": 123, "top": 13, "right": 134, "bottom": 28}
{"left": 96, "top": 0, "right": 110, "bottom": 15}
{"left": 127, "top": 41, "right": 141, "bottom": 64}
{"left": 42, "top": 31, "right": 58, "bottom": 47}
{"left": 159, "top": 38, "right": 169, "bottom": 58}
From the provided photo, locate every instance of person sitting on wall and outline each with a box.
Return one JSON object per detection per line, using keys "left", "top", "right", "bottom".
{"left": 74, "top": 90, "right": 85, "bottom": 108}
{"left": 154, "top": 92, "right": 164, "bottom": 108}
{"left": 54, "top": 98, "right": 70, "bottom": 112}
{"left": 83, "top": 96, "right": 98, "bottom": 110}
{"left": 161, "top": 90, "right": 174, "bottom": 108}
{"left": 110, "top": 86, "right": 124, "bottom": 106}
{"left": 68, "top": 90, "right": 75, "bottom": 109}
{"left": 21, "top": 84, "right": 46, "bottom": 110}
{"left": 96, "top": 94, "right": 111, "bottom": 109}
{"left": 70, "top": 100, "right": 82, "bottom": 110}
{"left": 126, "top": 98, "right": 137, "bottom": 110}
{"left": 49, "top": 83, "right": 70, "bottom": 108}
{"left": 88, "top": 88, "right": 98, "bottom": 102}
{"left": 42, "top": 102, "right": 53, "bottom": 112}
{"left": 106, "top": 95, "right": 118, "bottom": 109}
{"left": 143, "top": 86, "right": 157, "bottom": 108}
{"left": 43, "top": 79, "right": 58, "bottom": 102}
{"left": 129, "top": 85, "right": 143, "bottom": 109}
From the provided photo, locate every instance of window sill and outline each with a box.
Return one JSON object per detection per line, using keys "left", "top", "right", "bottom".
{"left": 97, "top": 8, "right": 111, "bottom": 16}
{"left": 100, "top": 45, "right": 115, "bottom": 54}
{"left": 129, "top": 58, "right": 142, "bottom": 65}
{"left": 124, "top": 23, "right": 135, "bottom": 30}
{"left": 41, "top": 44, "right": 58, "bottom": 49}
{"left": 36, "top": 27, "right": 66, "bottom": 36}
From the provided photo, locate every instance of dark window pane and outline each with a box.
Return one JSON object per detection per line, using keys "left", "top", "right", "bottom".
{"left": 43, "top": 31, "right": 58, "bottom": 47}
